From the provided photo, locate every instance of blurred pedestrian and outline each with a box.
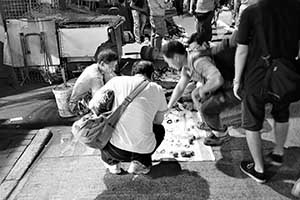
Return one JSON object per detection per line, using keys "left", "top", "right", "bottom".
{"left": 190, "top": 0, "right": 217, "bottom": 41}
{"left": 130, "top": 0, "right": 149, "bottom": 43}
{"left": 147, "top": 0, "right": 168, "bottom": 51}
{"left": 173, "top": 0, "right": 184, "bottom": 16}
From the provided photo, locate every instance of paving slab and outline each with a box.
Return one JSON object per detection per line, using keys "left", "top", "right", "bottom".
{"left": 0, "top": 129, "right": 52, "bottom": 200}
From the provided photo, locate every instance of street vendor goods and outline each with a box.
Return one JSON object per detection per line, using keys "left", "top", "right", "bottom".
{"left": 152, "top": 108, "right": 215, "bottom": 161}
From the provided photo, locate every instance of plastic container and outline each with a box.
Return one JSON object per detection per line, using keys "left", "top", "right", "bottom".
{"left": 52, "top": 84, "right": 74, "bottom": 118}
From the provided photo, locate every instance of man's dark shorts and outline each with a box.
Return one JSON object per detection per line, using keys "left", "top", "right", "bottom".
{"left": 242, "top": 92, "right": 290, "bottom": 131}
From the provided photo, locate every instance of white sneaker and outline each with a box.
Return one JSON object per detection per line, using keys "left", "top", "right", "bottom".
{"left": 102, "top": 161, "right": 121, "bottom": 174}
{"left": 127, "top": 160, "right": 150, "bottom": 174}
{"left": 292, "top": 178, "right": 300, "bottom": 198}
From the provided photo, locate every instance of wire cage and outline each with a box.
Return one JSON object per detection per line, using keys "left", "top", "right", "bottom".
{"left": 0, "top": 0, "right": 60, "bottom": 20}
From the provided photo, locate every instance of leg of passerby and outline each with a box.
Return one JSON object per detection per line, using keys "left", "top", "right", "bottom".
{"left": 203, "top": 11, "right": 214, "bottom": 41}
{"left": 292, "top": 178, "right": 300, "bottom": 198}
{"left": 139, "top": 13, "right": 147, "bottom": 43}
{"left": 195, "top": 14, "right": 205, "bottom": 37}
{"left": 201, "top": 89, "right": 240, "bottom": 146}
{"left": 265, "top": 101, "right": 290, "bottom": 166}
{"left": 132, "top": 9, "right": 142, "bottom": 43}
{"left": 178, "top": 0, "right": 184, "bottom": 16}
{"left": 245, "top": 134, "right": 263, "bottom": 170}
{"left": 264, "top": 122, "right": 289, "bottom": 166}
{"left": 195, "top": 11, "right": 214, "bottom": 41}
{"left": 240, "top": 93, "right": 266, "bottom": 183}
{"left": 231, "top": 0, "right": 241, "bottom": 27}
{"left": 174, "top": 0, "right": 184, "bottom": 16}
{"left": 150, "top": 15, "right": 167, "bottom": 51}
{"left": 273, "top": 122, "right": 289, "bottom": 155}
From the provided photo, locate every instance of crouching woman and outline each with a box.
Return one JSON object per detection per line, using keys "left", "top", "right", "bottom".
{"left": 89, "top": 60, "right": 168, "bottom": 174}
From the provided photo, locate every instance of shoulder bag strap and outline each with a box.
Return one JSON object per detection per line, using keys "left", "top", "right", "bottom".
{"left": 122, "top": 79, "right": 149, "bottom": 107}
{"left": 107, "top": 79, "right": 149, "bottom": 126}
{"left": 257, "top": 8, "right": 274, "bottom": 92}
{"left": 257, "top": 8, "right": 271, "bottom": 66}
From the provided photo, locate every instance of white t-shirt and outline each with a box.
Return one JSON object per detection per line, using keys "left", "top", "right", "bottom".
{"left": 70, "top": 64, "right": 115, "bottom": 102}
{"left": 89, "top": 75, "right": 168, "bottom": 153}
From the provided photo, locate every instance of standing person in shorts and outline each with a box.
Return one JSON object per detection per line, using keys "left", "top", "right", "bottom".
{"left": 233, "top": 0, "right": 300, "bottom": 183}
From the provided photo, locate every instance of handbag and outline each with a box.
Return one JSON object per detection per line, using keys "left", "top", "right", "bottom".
{"left": 257, "top": 11, "right": 300, "bottom": 102}
{"left": 75, "top": 79, "right": 149, "bottom": 149}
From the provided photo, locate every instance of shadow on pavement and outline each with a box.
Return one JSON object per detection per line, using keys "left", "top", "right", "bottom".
{"left": 216, "top": 137, "right": 274, "bottom": 178}
{"left": 0, "top": 100, "right": 78, "bottom": 129}
{"left": 0, "top": 129, "right": 39, "bottom": 183}
{"left": 95, "top": 161, "right": 210, "bottom": 200}
{"left": 266, "top": 147, "right": 300, "bottom": 200}
{"left": 216, "top": 137, "right": 300, "bottom": 199}
{"left": 0, "top": 89, "right": 54, "bottom": 108}
{"left": 0, "top": 83, "right": 50, "bottom": 99}
{"left": 147, "top": 160, "right": 182, "bottom": 179}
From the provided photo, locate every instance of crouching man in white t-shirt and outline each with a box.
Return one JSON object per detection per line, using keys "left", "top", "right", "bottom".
{"left": 89, "top": 60, "right": 168, "bottom": 175}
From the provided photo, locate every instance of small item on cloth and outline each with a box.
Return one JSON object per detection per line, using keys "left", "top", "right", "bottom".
{"left": 181, "top": 150, "right": 194, "bottom": 158}
{"left": 173, "top": 152, "right": 179, "bottom": 158}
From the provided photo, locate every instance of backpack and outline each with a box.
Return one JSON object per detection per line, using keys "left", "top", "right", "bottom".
{"left": 262, "top": 58, "right": 300, "bottom": 102}
{"left": 257, "top": 10, "right": 300, "bottom": 102}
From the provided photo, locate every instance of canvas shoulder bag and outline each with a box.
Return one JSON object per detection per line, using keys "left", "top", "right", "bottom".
{"left": 76, "top": 79, "right": 149, "bottom": 149}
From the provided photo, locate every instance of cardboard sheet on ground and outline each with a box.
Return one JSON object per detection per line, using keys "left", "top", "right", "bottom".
{"left": 152, "top": 109, "right": 215, "bottom": 162}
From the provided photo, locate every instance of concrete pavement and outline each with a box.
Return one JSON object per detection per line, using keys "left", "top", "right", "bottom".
{"left": 0, "top": 129, "right": 52, "bottom": 200}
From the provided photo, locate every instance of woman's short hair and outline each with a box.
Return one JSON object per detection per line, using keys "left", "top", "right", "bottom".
{"left": 131, "top": 60, "right": 154, "bottom": 79}
{"left": 161, "top": 40, "right": 187, "bottom": 58}
{"left": 96, "top": 49, "right": 118, "bottom": 64}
